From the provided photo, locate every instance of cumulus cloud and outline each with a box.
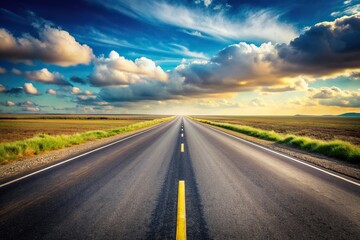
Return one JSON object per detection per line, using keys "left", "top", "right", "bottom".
{"left": 89, "top": 50, "right": 168, "bottom": 86}
{"left": 23, "top": 107, "right": 40, "bottom": 112}
{"left": 70, "top": 87, "right": 81, "bottom": 95}
{"left": 23, "top": 83, "right": 40, "bottom": 95}
{"left": 25, "top": 68, "right": 71, "bottom": 85}
{"left": 303, "top": 87, "right": 360, "bottom": 107}
{"left": 46, "top": 89, "right": 57, "bottom": 95}
{"left": 93, "top": 14, "right": 360, "bottom": 107}
{"left": 177, "top": 14, "right": 360, "bottom": 95}
{"left": 308, "top": 86, "right": 359, "bottom": 99}
{"left": 177, "top": 42, "right": 281, "bottom": 92}
{"left": 277, "top": 14, "right": 360, "bottom": 76}
{"left": 83, "top": 90, "right": 94, "bottom": 95}
{"left": 0, "top": 100, "right": 16, "bottom": 106}
{"left": 0, "top": 25, "right": 93, "bottom": 66}
{"left": 74, "top": 95, "right": 109, "bottom": 106}
{"left": 260, "top": 77, "right": 308, "bottom": 92}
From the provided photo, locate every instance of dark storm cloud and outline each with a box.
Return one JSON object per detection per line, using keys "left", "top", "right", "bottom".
{"left": 277, "top": 14, "right": 360, "bottom": 75}
{"left": 0, "top": 86, "right": 24, "bottom": 95}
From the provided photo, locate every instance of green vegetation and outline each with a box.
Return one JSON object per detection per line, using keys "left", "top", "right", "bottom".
{"left": 0, "top": 114, "right": 169, "bottom": 143}
{"left": 195, "top": 118, "right": 360, "bottom": 164}
{"left": 191, "top": 115, "right": 360, "bottom": 145}
{"left": 0, "top": 116, "right": 174, "bottom": 164}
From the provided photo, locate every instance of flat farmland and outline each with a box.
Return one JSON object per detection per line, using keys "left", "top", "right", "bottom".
{"left": 0, "top": 114, "right": 168, "bottom": 143}
{"left": 192, "top": 116, "right": 360, "bottom": 146}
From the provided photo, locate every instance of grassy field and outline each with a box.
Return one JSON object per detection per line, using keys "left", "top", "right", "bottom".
{"left": 192, "top": 116, "right": 360, "bottom": 145}
{"left": 0, "top": 115, "right": 173, "bottom": 163}
{"left": 192, "top": 116, "right": 360, "bottom": 163}
{"left": 0, "top": 114, "right": 168, "bottom": 143}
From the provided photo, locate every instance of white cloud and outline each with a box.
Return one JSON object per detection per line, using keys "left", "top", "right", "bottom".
{"left": 4, "top": 101, "right": 15, "bottom": 106}
{"left": 23, "top": 107, "right": 40, "bottom": 112}
{"left": 183, "top": 30, "right": 203, "bottom": 37}
{"left": 331, "top": 4, "right": 360, "bottom": 17}
{"left": 70, "top": 87, "right": 81, "bottom": 95}
{"left": 195, "top": 0, "right": 213, "bottom": 7}
{"left": 81, "top": 27, "right": 207, "bottom": 59}
{"left": 300, "top": 87, "right": 360, "bottom": 108}
{"left": 83, "top": 90, "right": 94, "bottom": 95}
{"left": 260, "top": 77, "right": 309, "bottom": 92}
{"left": 89, "top": 50, "right": 168, "bottom": 86}
{"left": 178, "top": 14, "right": 360, "bottom": 94}
{"left": 46, "top": 89, "right": 57, "bottom": 95}
{"left": 0, "top": 67, "right": 6, "bottom": 74}
{"left": 177, "top": 42, "right": 285, "bottom": 92}
{"left": 25, "top": 68, "right": 71, "bottom": 85}
{"left": 23, "top": 83, "right": 40, "bottom": 95}
{"left": 90, "top": 0, "right": 297, "bottom": 43}
{"left": 170, "top": 44, "right": 207, "bottom": 59}
{"left": 308, "top": 87, "right": 359, "bottom": 99}
{"left": 0, "top": 25, "right": 93, "bottom": 66}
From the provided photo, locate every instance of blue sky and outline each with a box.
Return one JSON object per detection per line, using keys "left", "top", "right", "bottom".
{"left": 0, "top": 0, "right": 359, "bottom": 115}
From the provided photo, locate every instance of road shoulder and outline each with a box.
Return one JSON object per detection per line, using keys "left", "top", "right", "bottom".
{"left": 0, "top": 123, "right": 166, "bottom": 181}
{"left": 196, "top": 121, "right": 360, "bottom": 180}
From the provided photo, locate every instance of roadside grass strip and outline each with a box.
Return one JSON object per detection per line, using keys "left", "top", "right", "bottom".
{"left": 0, "top": 117, "right": 174, "bottom": 163}
{"left": 195, "top": 118, "right": 360, "bottom": 164}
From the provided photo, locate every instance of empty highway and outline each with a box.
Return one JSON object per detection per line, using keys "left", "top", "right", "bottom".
{"left": 0, "top": 116, "right": 359, "bottom": 239}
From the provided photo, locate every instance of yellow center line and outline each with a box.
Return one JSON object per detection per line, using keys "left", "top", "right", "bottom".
{"left": 181, "top": 143, "right": 184, "bottom": 152}
{"left": 176, "top": 181, "right": 186, "bottom": 240}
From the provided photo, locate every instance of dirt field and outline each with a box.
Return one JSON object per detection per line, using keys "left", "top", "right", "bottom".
{"left": 0, "top": 114, "right": 168, "bottom": 143}
{"left": 192, "top": 116, "right": 360, "bottom": 145}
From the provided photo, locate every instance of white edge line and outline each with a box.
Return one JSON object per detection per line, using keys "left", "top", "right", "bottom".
{"left": 0, "top": 120, "right": 172, "bottom": 188}
{"left": 192, "top": 119, "right": 360, "bottom": 187}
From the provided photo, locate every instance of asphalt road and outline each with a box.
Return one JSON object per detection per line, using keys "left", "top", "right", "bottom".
{"left": 0, "top": 116, "right": 359, "bottom": 239}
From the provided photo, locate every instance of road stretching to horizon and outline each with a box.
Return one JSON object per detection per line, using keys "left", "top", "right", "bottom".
{"left": 0, "top": 116, "right": 359, "bottom": 239}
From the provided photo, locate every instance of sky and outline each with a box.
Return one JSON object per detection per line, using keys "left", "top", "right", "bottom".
{"left": 0, "top": 0, "right": 359, "bottom": 115}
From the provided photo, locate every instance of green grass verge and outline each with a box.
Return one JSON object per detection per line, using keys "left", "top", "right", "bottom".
{"left": 194, "top": 118, "right": 360, "bottom": 164}
{"left": 0, "top": 116, "right": 174, "bottom": 164}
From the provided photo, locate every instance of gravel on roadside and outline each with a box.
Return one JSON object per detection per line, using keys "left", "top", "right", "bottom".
{"left": 206, "top": 124, "right": 360, "bottom": 180}
{"left": 0, "top": 125, "right": 157, "bottom": 181}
